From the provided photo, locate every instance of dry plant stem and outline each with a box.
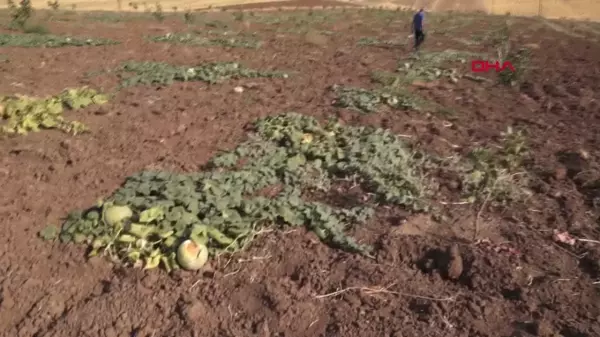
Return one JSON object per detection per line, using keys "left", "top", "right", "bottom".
{"left": 472, "top": 171, "right": 527, "bottom": 241}
{"left": 223, "top": 268, "right": 241, "bottom": 278}
{"left": 473, "top": 178, "right": 499, "bottom": 241}
{"left": 439, "top": 200, "right": 471, "bottom": 205}
{"left": 440, "top": 138, "right": 460, "bottom": 148}
{"left": 577, "top": 238, "right": 600, "bottom": 245}
{"left": 238, "top": 255, "right": 271, "bottom": 263}
{"left": 189, "top": 279, "right": 204, "bottom": 290}
{"left": 315, "top": 283, "right": 457, "bottom": 301}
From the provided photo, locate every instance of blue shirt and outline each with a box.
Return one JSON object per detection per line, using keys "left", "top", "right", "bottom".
{"left": 413, "top": 12, "right": 424, "bottom": 31}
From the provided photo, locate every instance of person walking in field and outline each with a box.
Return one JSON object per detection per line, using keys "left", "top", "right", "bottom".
{"left": 412, "top": 8, "right": 426, "bottom": 52}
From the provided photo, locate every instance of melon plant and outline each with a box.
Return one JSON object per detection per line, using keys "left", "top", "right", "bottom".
{"left": 50, "top": 113, "right": 434, "bottom": 272}
{"left": 117, "top": 61, "right": 288, "bottom": 89}
{"left": 0, "top": 87, "right": 108, "bottom": 135}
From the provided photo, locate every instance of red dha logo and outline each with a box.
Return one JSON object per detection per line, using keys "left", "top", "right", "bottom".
{"left": 471, "top": 60, "right": 515, "bottom": 73}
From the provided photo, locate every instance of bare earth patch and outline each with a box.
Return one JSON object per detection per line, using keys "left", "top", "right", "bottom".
{"left": 1, "top": 3, "right": 600, "bottom": 337}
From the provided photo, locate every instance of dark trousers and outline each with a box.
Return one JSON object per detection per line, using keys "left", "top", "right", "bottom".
{"left": 414, "top": 30, "right": 425, "bottom": 50}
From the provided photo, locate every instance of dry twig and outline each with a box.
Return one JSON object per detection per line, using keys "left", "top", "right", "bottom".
{"left": 473, "top": 183, "right": 494, "bottom": 241}
{"left": 315, "top": 283, "right": 457, "bottom": 302}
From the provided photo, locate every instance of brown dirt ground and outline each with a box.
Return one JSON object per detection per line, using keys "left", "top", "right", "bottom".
{"left": 1, "top": 5, "right": 600, "bottom": 337}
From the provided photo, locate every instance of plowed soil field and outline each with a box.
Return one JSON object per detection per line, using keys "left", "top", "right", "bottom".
{"left": 1, "top": 4, "right": 600, "bottom": 337}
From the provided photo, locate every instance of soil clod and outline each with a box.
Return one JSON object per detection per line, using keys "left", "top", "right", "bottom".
{"left": 446, "top": 244, "right": 464, "bottom": 280}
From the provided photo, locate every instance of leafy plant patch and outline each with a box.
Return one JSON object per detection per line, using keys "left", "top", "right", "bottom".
{"left": 397, "top": 49, "right": 487, "bottom": 84}
{"left": 497, "top": 48, "right": 531, "bottom": 87}
{"left": 444, "top": 126, "right": 530, "bottom": 205}
{"left": 116, "top": 61, "right": 288, "bottom": 88}
{"left": 149, "top": 32, "right": 262, "bottom": 49}
{"left": 197, "top": 30, "right": 259, "bottom": 38}
{"left": 48, "top": 113, "right": 432, "bottom": 272}
{"left": 0, "top": 33, "right": 119, "bottom": 47}
{"left": 357, "top": 37, "right": 401, "bottom": 47}
{"left": 0, "top": 87, "right": 108, "bottom": 135}
{"left": 472, "top": 22, "right": 510, "bottom": 47}
{"left": 277, "top": 27, "right": 335, "bottom": 35}
{"left": 330, "top": 84, "right": 420, "bottom": 113}
{"left": 249, "top": 10, "right": 341, "bottom": 26}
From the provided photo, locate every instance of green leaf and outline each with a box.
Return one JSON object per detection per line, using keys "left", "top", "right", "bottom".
{"left": 39, "top": 225, "right": 59, "bottom": 241}
{"left": 139, "top": 207, "right": 164, "bottom": 223}
{"left": 278, "top": 205, "right": 303, "bottom": 226}
{"left": 286, "top": 154, "right": 306, "bottom": 171}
